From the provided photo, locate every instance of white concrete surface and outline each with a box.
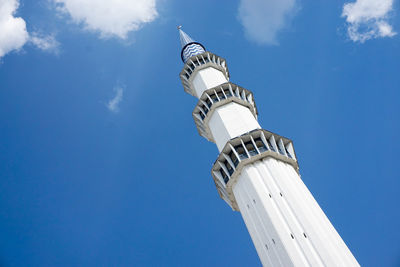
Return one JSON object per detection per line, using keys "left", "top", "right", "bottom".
{"left": 192, "top": 67, "right": 228, "bottom": 97}
{"left": 182, "top": 50, "right": 359, "bottom": 267}
{"left": 233, "top": 158, "right": 360, "bottom": 267}
{"left": 208, "top": 102, "right": 260, "bottom": 151}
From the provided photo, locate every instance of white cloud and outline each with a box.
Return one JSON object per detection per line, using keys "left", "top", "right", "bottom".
{"left": 107, "top": 86, "right": 124, "bottom": 113}
{"left": 237, "top": 0, "right": 298, "bottom": 45}
{"left": 0, "top": 0, "right": 29, "bottom": 58}
{"left": 342, "top": 0, "right": 396, "bottom": 43}
{"left": 30, "top": 32, "right": 60, "bottom": 53}
{"left": 0, "top": 0, "right": 158, "bottom": 59}
{"left": 53, "top": 0, "right": 158, "bottom": 39}
{"left": 0, "top": 0, "right": 60, "bottom": 60}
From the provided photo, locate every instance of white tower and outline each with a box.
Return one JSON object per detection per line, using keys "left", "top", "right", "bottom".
{"left": 178, "top": 28, "right": 360, "bottom": 267}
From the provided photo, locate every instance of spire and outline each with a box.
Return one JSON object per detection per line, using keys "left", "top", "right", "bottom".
{"left": 178, "top": 26, "right": 194, "bottom": 48}
{"left": 177, "top": 26, "right": 206, "bottom": 63}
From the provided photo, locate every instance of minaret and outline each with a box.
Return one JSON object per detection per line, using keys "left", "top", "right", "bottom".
{"left": 178, "top": 27, "right": 359, "bottom": 267}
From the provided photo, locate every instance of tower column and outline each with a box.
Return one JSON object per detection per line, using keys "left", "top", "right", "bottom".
{"left": 192, "top": 67, "right": 228, "bottom": 97}
{"left": 209, "top": 102, "right": 261, "bottom": 151}
{"left": 178, "top": 28, "right": 359, "bottom": 267}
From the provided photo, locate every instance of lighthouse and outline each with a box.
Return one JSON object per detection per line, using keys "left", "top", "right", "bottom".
{"left": 178, "top": 27, "right": 359, "bottom": 267}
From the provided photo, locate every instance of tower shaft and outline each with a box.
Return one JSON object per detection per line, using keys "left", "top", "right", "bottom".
{"left": 178, "top": 29, "right": 359, "bottom": 267}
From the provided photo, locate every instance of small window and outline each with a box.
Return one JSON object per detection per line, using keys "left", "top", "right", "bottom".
{"left": 201, "top": 105, "right": 208, "bottom": 115}
{"left": 303, "top": 233, "right": 307, "bottom": 238}
{"left": 205, "top": 98, "right": 212, "bottom": 108}
{"left": 276, "top": 141, "right": 284, "bottom": 155}
{"left": 269, "top": 194, "right": 272, "bottom": 198}
{"left": 224, "top": 89, "right": 232, "bottom": 97}
{"left": 280, "top": 192, "right": 283, "bottom": 197}
{"left": 211, "top": 93, "right": 218, "bottom": 103}
{"left": 253, "top": 199, "right": 256, "bottom": 204}
{"left": 254, "top": 138, "right": 267, "bottom": 153}
{"left": 220, "top": 169, "right": 229, "bottom": 184}
{"left": 245, "top": 141, "right": 258, "bottom": 156}
{"left": 272, "top": 239, "right": 275, "bottom": 244}
{"left": 239, "top": 91, "right": 245, "bottom": 100}
{"left": 223, "top": 160, "right": 234, "bottom": 176}
{"left": 285, "top": 147, "right": 292, "bottom": 158}
{"left": 217, "top": 91, "right": 226, "bottom": 100}
{"left": 229, "top": 150, "right": 239, "bottom": 167}
{"left": 291, "top": 234, "right": 294, "bottom": 239}
{"left": 199, "top": 112, "right": 205, "bottom": 120}
{"left": 235, "top": 144, "right": 248, "bottom": 160}
{"left": 267, "top": 139, "right": 276, "bottom": 152}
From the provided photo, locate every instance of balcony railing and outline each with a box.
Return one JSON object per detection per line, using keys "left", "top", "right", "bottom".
{"left": 211, "top": 129, "right": 298, "bottom": 211}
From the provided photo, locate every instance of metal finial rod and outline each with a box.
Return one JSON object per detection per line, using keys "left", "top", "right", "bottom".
{"left": 177, "top": 25, "right": 182, "bottom": 30}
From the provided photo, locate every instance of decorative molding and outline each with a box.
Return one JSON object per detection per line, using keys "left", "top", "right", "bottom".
{"left": 211, "top": 129, "right": 298, "bottom": 211}
{"left": 180, "top": 52, "right": 230, "bottom": 97}
{"left": 192, "top": 82, "right": 258, "bottom": 142}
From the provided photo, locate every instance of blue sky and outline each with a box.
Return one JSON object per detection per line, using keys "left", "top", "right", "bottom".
{"left": 0, "top": 0, "right": 399, "bottom": 266}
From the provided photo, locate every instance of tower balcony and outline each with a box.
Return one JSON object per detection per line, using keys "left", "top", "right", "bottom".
{"left": 211, "top": 129, "right": 298, "bottom": 210}
{"left": 192, "top": 82, "right": 258, "bottom": 144}
{"left": 180, "top": 52, "right": 230, "bottom": 97}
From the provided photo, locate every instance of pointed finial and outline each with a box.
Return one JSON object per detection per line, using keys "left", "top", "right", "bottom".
{"left": 178, "top": 27, "right": 206, "bottom": 62}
